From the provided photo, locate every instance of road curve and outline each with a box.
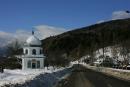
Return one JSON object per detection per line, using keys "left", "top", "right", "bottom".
{"left": 55, "top": 64, "right": 130, "bottom": 87}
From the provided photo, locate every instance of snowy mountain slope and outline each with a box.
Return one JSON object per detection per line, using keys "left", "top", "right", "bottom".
{"left": 94, "top": 46, "right": 129, "bottom": 63}
{"left": 77, "top": 46, "right": 130, "bottom": 65}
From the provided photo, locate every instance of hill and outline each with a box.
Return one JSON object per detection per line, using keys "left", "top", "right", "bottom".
{"left": 42, "top": 18, "right": 130, "bottom": 66}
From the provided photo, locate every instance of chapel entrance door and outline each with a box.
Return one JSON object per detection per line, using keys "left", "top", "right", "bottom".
{"left": 32, "top": 59, "right": 36, "bottom": 69}
{"left": 32, "top": 62, "right": 36, "bottom": 69}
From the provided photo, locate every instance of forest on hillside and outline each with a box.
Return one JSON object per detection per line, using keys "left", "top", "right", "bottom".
{"left": 42, "top": 18, "right": 130, "bottom": 66}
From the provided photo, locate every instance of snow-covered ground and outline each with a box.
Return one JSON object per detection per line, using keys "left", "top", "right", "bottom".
{"left": 80, "top": 63, "right": 130, "bottom": 80}
{"left": 0, "top": 67, "right": 70, "bottom": 87}
{"left": 14, "top": 67, "right": 71, "bottom": 87}
{"left": 1, "top": 60, "right": 130, "bottom": 87}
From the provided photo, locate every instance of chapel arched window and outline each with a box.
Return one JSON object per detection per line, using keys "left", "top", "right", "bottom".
{"left": 25, "top": 49, "right": 28, "bottom": 54}
{"left": 40, "top": 49, "right": 42, "bottom": 54}
{"left": 32, "top": 49, "right": 36, "bottom": 55}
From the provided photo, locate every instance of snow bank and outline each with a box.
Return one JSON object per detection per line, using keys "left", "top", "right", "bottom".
{"left": 21, "top": 68, "right": 71, "bottom": 87}
{"left": 3, "top": 67, "right": 71, "bottom": 87}
{"left": 0, "top": 67, "right": 67, "bottom": 87}
{"left": 82, "top": 64, "right": 130, "bottom": 80}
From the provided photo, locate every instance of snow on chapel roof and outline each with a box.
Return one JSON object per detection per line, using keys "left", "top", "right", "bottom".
{"left": 26, "top": 31, "right": 41, "bottom": 45}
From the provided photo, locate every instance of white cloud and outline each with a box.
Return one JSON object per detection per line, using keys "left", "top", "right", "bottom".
{"left": 112, "top": 11, "right": 130, "bottom": 20}
{"left": 14, "top": 29, "right": 31, "bottom": 42}
{"left": 0, "top": 25, "right": 66, "bottom": 47}
{"left": 0, "top": 31, "right": 14, "bottom": 47}
{"left": 97, "top": 20, "right": 105, "bottom": 24}
{"left": 97, "top": 11, "right": 130, "bottom": 23}
{"left": 34, "top": 25, "right": 66, "bottom": 39}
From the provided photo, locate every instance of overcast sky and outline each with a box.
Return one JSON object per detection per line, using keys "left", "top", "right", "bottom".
{"left": 0, "top": 0, "right": 130, "bottom": 46}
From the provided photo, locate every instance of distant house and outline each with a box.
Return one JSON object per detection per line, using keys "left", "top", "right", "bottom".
{"left": 21, "top": 31, "right": 45, "bottom": 70}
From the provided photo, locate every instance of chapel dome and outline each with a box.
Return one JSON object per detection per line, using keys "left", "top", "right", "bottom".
{"left": 26, "top": 34, "right": 41, "bottom": 46}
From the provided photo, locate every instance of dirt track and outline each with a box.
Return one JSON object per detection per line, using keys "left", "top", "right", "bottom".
{"left": 55, "top": 64, "right": 130, "bottom": 87}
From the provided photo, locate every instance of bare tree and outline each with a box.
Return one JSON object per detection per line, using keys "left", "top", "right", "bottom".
{"left": 119, "top": 41, "right": 130, "bottom": 69}
{"left": 111, "top": 45, "right": 119, "bottom": 68}
{"left": 7, "top": 39, "right": 22, "bottom": 57}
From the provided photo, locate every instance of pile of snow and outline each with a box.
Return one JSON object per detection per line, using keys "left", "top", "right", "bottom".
{"left": 82, "top": 64, "right": 130, "bottom": 80}
{"left": 0, "top": 67, "right": 67, "bottom": 87}
{"left": 13, "top": 67, "right": 71, "bottom": 87}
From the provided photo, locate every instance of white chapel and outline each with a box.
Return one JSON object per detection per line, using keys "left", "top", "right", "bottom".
{"left": 21, "top": 31, "right": 45, "bottom": 70}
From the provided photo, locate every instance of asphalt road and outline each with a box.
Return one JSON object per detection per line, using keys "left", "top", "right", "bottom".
{"left": 55, "top": 64, "right": 130, "bottom": 87}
